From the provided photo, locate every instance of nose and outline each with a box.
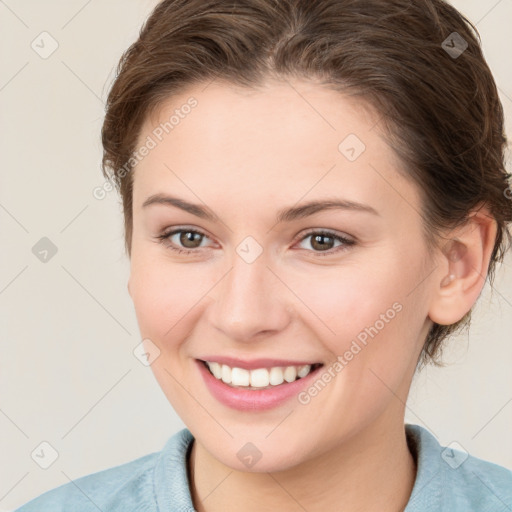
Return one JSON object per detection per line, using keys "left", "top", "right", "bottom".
{"left": 207, "top": 252, "right": 293, "bottom": 343}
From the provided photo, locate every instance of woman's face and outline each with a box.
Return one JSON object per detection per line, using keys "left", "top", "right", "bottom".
{"left": 128, "top": 79, "right": 439, "bottom": 471}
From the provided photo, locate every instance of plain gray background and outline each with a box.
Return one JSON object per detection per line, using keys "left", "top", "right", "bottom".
{"left": 1, "top": 0, "right": 511, "bottom": 509}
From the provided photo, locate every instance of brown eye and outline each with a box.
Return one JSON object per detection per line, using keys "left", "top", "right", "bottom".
{"left": 178, "top": 230, "right": 204, "bottom": 249}
{"left": 296, "top": 230, "right": 355, "bottom": 256}
{"left": 156, "top": 227, "right": 211, "bottom": 254}
{"left": 309, "top": 233, "right": 336, "bottom": 251}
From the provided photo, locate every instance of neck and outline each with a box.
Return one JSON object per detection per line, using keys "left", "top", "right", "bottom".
{"left": 188, "top": 414, "right": 416, "bottom": 512}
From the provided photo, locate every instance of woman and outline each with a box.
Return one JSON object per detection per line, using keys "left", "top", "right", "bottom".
{"left": 15, "top": 0, "right": 512, "bottom": 510}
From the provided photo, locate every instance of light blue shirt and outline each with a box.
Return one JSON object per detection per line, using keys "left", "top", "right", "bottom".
{"left": 15, "top": 424, "right": 512, "bottom": 511}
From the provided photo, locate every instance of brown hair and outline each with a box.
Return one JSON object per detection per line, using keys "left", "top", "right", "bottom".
{"left": 101, "top": 0, "right": 511, "bottom": 366}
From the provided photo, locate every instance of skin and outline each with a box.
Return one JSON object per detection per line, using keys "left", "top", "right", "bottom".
{"left": 127, "top": 78, "right": 497, "bottom": 512}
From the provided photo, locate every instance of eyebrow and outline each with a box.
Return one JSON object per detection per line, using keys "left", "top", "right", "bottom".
{"left": 142, "top": 194, "right": 379, "bottom": 223}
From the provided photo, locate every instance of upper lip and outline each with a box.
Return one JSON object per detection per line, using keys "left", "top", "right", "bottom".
{"left": 198, "top": 356, "right": 322, "bottom": 370}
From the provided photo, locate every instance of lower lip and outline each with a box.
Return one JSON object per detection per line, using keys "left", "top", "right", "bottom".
{"left": 196, "top": 360, "right": 323, "bottom": 411}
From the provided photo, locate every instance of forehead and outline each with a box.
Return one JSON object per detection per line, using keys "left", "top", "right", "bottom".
{"left": 132, "top": 79, "right": 422, "bottom": 222}
{"left": 140, "top": 78, "right": 379, "bottom": 162}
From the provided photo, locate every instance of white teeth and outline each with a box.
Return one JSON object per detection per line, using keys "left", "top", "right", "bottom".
{"left": 269, "top": 367, "right": 284, "bottom": 386}
{"left": 209, "top": 361, "right": 222, "bottom": 379}
{"left": 297, "top": 365, "right": 310, "bottom": 378}
{"left": 231, "top": 367, "right": 250, "bottom": 386}
{"left": 283, "top": 366, "right": 297, "bottom": 382}
{"left": 205, "top": 361, "right": 315, "bottom": 388}
{"left": 221, "top": 364, "right": 232, "bottom": 384}
{"left": 250, "top": 368, "right": 270, "bottom": 388}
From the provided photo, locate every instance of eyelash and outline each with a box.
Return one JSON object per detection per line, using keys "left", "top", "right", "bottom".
{"left": 155, "top": 227, "right": 356, "bottom": 257}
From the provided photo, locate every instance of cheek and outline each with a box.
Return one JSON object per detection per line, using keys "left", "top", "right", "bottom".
{"left": 128, "top": 258, "right": 207, "bottom": 415}
{"left": 286, "top": 260, "right": 407, "bottom": 348}
{"left": 286, "top": 252, "right": 429, "bottom": 399}
{"left": 129, "top": 255, "right": 207, "bottom": 346}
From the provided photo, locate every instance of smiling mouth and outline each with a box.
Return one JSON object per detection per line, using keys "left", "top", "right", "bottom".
{"left": 200, "top": 360, "right": 324, "bottom": 390}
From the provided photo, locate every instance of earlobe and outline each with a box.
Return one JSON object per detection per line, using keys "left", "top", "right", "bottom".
{"left": 428, "top": 207, "right": 497, "bottom": 326}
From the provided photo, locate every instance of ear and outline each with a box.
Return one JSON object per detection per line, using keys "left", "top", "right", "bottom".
{"left": 428, "top": 205, "right": 497, "bottom": 325}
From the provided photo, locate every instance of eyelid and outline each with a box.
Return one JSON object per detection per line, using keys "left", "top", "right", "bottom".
{"left": 292, "top": 228, "right": 356, "bottom": 256}
{"left": 157, "top": 225, "right": 214, "bottom": 250}
{"left": 294, "top": 227, "right": 355, "bottom": 244}
{"left": 156, "top": 226, "right": 356, "bottom": 256}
